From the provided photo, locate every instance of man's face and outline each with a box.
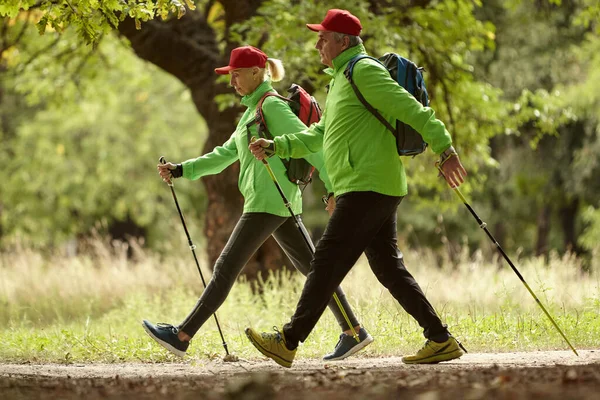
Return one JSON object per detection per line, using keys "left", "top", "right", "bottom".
{"left": 315, "top": 31, "right": 346, "bottom": 68}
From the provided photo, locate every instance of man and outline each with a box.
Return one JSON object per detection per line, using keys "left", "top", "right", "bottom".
{"left": 246, "top": 9, "right": 468, "bottom": 368}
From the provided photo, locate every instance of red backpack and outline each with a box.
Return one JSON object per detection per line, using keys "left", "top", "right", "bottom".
{"left": 246, "top": 84, "right": 322, "bottom": 187}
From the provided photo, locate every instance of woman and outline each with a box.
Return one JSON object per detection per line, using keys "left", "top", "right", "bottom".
{"left": 143, "top": 46, "right": 372, "bottom": 361}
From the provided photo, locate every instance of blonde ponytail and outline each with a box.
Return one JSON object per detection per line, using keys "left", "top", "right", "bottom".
{"left": 265, "top": 58, "right": 285, "bottom": 82}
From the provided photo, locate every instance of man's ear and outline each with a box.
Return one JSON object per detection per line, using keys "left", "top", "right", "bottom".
{"left": 343, "top": 35, "right": 351, "bottom": 50}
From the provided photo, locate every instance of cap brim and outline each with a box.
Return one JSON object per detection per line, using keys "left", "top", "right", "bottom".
{"left": 214, "top": 66, "right": 235, "bottom": 75}
{"left": 306, "top": 23, "right": 326, "bottom": 32}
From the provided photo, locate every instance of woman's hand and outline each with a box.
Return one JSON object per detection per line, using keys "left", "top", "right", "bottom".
{"left": 157, "top": 162, "right": 178, "bottom": 184}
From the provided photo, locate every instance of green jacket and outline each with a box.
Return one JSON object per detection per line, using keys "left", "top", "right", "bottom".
{"left": 273, "top": 44, "right": 452, "bottom": 197}
{"left": 181, "top": 81, "right": 331, "bottom": 217}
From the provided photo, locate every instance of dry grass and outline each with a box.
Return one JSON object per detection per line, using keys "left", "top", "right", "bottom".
{"left": 0, "top": 240, "right": 598, "bottom": 362}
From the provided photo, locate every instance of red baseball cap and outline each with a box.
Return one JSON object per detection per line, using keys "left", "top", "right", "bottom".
{"left": 215, "top": 46, "right": 268, "bottom": 75}
{"left": 306, "top": 9, "right": 362, "bottom": 36}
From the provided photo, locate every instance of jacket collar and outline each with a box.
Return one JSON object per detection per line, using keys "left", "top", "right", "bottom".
{"left": 241, "top": 80, "right": 275, "bottom": 107}
{"left": 324, "top": 44, "right": 366, "bottom": 76}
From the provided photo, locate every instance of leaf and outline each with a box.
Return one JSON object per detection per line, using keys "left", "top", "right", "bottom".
{"left": 37, "top": 15, "right": 49, "bottom": 36}
{"left": 184, "top": 0, "right": 196, "bottom": 11}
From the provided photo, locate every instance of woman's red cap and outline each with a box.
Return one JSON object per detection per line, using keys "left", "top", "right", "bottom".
{"left": 215, "top": 46, "right": 268, "bottom": 75}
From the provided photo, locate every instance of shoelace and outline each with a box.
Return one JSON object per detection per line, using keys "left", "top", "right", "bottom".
{"left": 333, "top": 331, "right": 354, "bottom": 348}
{"left": 156, "top": 323, "right": 179, "bottom": 335}
{"left": 260, "top": 326, "right": 283, "bottom": 342}
{"left": 418, "top": 340, "right": 433, "bottom": 353}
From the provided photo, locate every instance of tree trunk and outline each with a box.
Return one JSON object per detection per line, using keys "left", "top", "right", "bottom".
{"left": 535, "top": 204, "right": 551, "bottom": 258}
{"left": 118, "top": 9, "right": 290, "bottom": 279}
{"left": 560, "top": 197, "right": 582, "bottom": 255}
{"left": 488, "top": 136, "right": 506, "bottom": 262}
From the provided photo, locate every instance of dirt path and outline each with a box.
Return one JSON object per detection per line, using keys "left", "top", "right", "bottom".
{"left": 2, "top": 350, "right": 599, "bottom": 399}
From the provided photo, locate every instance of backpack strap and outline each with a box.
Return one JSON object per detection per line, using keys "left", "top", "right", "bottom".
{"left": 344, "top": 55, "right": 396, "bottom": 136}
{"left": 245, "top": 92, "right": 291, "bottom": 143}
{"left": 245, "top": 92, "right": 293, "bottom": 168}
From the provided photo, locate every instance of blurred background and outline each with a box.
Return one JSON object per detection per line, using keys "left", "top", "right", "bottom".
{"left": 1, "top": 0, "right": 599, "bottom": 362}
{"left": 1, "top": 0, "right": 599, "bottom": 277}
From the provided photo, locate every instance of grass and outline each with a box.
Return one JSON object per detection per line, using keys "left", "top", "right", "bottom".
{"left": 0, "top": 240, "right": 598, "bottom": 363}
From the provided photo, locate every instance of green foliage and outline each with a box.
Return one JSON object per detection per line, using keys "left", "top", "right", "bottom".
{"left": 0, "top": 23, "right": 207, "bottom": 248}
{"left": 3, "top": 0, "right": 600, "bottom": 259}
{"left": 0, "top": 1, "right": 197, "bottom": 45}
{"left": 456, "top": 0, "right": 600, "bottom": 258}
{"left": 580, "top": 206, "right": 600, "bottom": 251}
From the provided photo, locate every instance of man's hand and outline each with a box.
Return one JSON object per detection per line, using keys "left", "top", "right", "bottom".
{"left": 321, "top": 192, "right": 336, "bottom": 216}
{"left": 439, "top": 154, "right": 467, "bottom": 188}
{"left": 157, "top": 162, "right": 178, "bottom": 184}
{"left": 249, "top": 138, "right": 275, "bottom": 161}
{"left": 326, "top": 195, "right": 336, "bottom": 216}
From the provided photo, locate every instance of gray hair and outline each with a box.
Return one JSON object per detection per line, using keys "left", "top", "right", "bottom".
{"left": 332, "top": 32, "right": 363, "bottom": 47}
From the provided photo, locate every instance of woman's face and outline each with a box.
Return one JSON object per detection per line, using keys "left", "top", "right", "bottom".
{"left": 229, "top": 67, "right": 261, "bottom": 96}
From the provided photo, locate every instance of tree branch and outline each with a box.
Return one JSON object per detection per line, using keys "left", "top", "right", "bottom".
{"left": 15, "top": 35, "right": 61, "bottom": 75}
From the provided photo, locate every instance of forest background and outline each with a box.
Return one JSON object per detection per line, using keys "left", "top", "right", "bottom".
{"left": 2, "top": 0, "right": 600, "bottom": 275}
{"left": 0, "top": 0, "right": 599, "bottom": 362}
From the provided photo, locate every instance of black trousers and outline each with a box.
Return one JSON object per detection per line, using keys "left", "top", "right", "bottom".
{"left": 178, "top": 212, "right": 360, "bottom": 337}
{"left": 283, "top": 191, "right": 448, "bottom": 348}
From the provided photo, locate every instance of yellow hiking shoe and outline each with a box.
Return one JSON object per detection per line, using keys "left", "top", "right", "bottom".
{"left": 401, "top": 336, "right": 464, "bottom": 364}
{"left": 245, "top": 326, "right": 296, "bottom": 368}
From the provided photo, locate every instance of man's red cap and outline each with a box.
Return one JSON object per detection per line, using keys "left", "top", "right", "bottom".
{"left": 306, "top": 9, "right": 362, "bottom": 36}
{"left": 215, "top": 46, "right": 268, "bottom": 75}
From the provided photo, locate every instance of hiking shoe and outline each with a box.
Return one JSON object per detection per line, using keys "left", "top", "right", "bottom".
{"left": 142, "top": 320, "right": 189, "bottom": 357}
{"left": 245, "top": 326, "right": 296, "bottom": 368}
{"left": 401, "top": 336, "right": 464, "bottom": 364}
{"left": 323, "top": 327, "right": 374, "bottom": 361}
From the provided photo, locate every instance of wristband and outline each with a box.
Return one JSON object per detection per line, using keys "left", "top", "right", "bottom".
{"left": 439, "top": 146, "right": 457, "bottom": 166}
{"left": 321, "top": 192, "right": 335, "bottom": 205}
{"left": 265, "top": 141, "right": 276, "bottom": 157}
{"left": 171, "top": 164, "right": 183, "bottom": 178}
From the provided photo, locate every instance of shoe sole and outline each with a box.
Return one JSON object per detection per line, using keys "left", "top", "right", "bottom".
{"left": 323, "top": 334, "right": 374, "bottom": 361}
{"left": 141, "top": 321, "right": 186, "bottom": 358}
{"left": 401, "top": 349, "right": 463, "bottom": 364}
{"left": 245, "top": 328, "right": 293, "bottom": 368}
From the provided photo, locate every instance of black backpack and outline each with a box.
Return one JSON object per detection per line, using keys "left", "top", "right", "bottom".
{"left": 344, "top": 53, "right": 429, "bottom": 157}
{"left": 246, "top": 84, "right": 322, "bottom": 186}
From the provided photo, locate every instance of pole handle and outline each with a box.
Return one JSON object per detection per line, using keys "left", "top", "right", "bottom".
{"left": 158, "top": 156, "right": 174, "bottom": 186}
{"left": 249, "top": 136, "right": 270, "bottom": 165}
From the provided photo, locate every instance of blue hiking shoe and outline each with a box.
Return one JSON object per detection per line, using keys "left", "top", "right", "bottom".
{"left": 142, "top": 320, "right": 189, "bottom": 357}
{"left": 323, "top": 327, "right": 374, "bottom": 361}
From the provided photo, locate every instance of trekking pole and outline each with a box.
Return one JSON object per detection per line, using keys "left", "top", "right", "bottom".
{"left": 435, "top": 161, "right": 578, "bottom": 356}
{"left": 250, "top": 138, "right": 360, "bottom": 343}
{"left": 159, "top": 156, "right": 231, "bottom": 357}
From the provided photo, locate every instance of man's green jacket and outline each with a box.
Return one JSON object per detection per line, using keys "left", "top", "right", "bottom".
{"left": 273, "top": 44, "right": 452, "bottom": 197}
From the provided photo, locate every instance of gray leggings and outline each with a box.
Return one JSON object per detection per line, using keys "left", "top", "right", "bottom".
{"left": 179, "top": 212, "right": 360, "bottom": 337}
